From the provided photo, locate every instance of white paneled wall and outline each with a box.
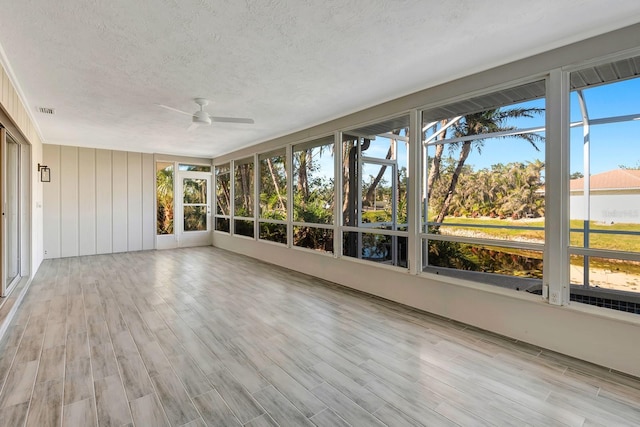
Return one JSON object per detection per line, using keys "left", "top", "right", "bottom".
{"left": 96, "top": 149, "right": 113, "bottom": 254}
{"left": 78, "top": 148, "right": 96, "bottom": 255}
{"left": 42, "top": 146, "right": 61, "bottom": 259}
{"left": 60, "top": 146, "right": 79, "bottom": 257}
{"left": 43, "top": 145, "right": 155, "bottom": 258}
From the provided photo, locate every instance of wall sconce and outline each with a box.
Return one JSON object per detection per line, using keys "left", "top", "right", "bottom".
{"left": 38, "top": 163, "right": 50, "bottom": 182}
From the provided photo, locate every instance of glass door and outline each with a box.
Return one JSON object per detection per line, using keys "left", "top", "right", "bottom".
{"left": 177, "top": 171, "right": 212, "bottom": 247}
{"left": 2, "top": 130, "right": 21, "bottom": 296}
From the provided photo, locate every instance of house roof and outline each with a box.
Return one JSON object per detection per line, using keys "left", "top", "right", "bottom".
{"left": 570, "top": 169, "right": 640, "bottom": 191}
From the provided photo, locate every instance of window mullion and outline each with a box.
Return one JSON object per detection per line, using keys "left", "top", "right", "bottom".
{"left": 286, "top": 144, "right": 293, "bottom": 247}
{"left": 230, "top": 160, "right": 235, "bottom": 236}
{"left": 408, "top": 109, "right": 421, "bottom": 274}
{"left": 333, "top": 131, "right": 343, "bottom": 258}
{"left": 254, "top": 153, "right": 259, "bottom": 240}
{"left": 545, "top": 69, "right": 571, "bottom": 305}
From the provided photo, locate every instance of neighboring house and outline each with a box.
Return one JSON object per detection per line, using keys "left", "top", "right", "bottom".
{"left": 570, "top": 169, "right": 640, "bottom": 223}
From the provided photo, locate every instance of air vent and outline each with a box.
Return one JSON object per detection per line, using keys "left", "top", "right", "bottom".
{"left": 37, "top": 107, "right": 55, "bottom": 115}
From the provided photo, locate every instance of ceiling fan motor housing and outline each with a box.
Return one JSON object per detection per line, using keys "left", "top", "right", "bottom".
{"left": 193, "top": 110, "right": 212, "bottom": 125}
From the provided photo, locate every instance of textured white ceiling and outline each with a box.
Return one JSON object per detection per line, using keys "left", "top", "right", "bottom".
{"left": 1, "top": 1, "right": 639, "bottom": 157}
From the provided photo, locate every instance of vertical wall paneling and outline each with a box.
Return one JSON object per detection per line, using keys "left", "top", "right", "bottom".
{"left": 78, "top": 148, "right": 96, "bottom": 255}
{"left": 112, "top": 151, "right": 128, "bottom": 252}
{"left": 95, "top": 149, "right": 113, "bottom": 254}
{"left": 42, "top": 145, "right": 61, "bottom": 259}
{"left": 142, "top": 153, "right": 155, "bottom": 250}
{"left": 59, "top": 146, "right": 79, "bottom": 257}
{"left": 20, "top": 144, "right": 30, "bottom": 273}
{"left": 1, "top": 69, "right": 8, "bottom": 109}
{"left": 127, "top": 152, "right": 143, "bottom": 251}
{"left": 42, "top": 145, "right": 209, "bottom": 257}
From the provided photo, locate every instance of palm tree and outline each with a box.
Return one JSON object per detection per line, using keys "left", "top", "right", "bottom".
{"left": 156, "top": 165, "right": 174, "bottom": 234}
{"left": 429, "top": 107, "right": 544, "bottom": 229}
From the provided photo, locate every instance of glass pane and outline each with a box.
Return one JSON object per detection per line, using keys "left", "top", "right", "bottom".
{"left": 420, "top": 88, "right": 546, "bottom": 284}
{"left": 216, "top": 165, "right": 231, "bottom": 216}
{"left": 156, "top": 162, "right": 174, "bottom": 235}
{"left": 293, "top": 226, "right": 333, "bottom": 252}
{"left": 293, "top": 140, "right": 334, "bottom": 224}
{"left": 259, "top": 150, "right": 287, "bottom": 220}
{"left": 361, "top": 163, "right": 393, "bottom": 225}
{"left": 216, "top": 164, "right": 230, "bottom": 175}
{"left": 570, "top": 223, "right": 640, "bottom": 252}
{"left": 183, "top": 178, "right": 207, "bottom": 204}
{"left": 570, "top": 255, "right": 640, "bottom": 293}
{"left": 362, "top": 135, "right": 397, "bottom": 160}
{"left": 343, "top": 122, "right": 409, "bottom": 231}
{"left": 569, "top": 77, "right": 640, "bottom": 253}
{"left": 184, "top": 206, "right": 207, "bottom": 231}
{"left": 422, "top": 83, "right": 546, "bottom": 239}
{"left": 235, "top": 159, "right": 254, "bottom": 217}
{"left": 343, "top": 232, "right": 407, "bottom": 268}
{"left": 179, "top": 164, "right": 211, "bottom": 172}
{"left": 215, "top": 217, "right": 230, "bottom": 233}
{"left": 424, "top": 239, "right": 543, "bottom": 280}
{"left": 568, "top": 71, "right": 640, "bottom": 314}
{"left": 425, "top": 133, "right": 545, "bottom": 225}
{"left": 259, "top": 223, "right": 287, "bottom": 244}
{"left": 570, "top": 255, "right": 640, "bottom": 315}
{"left": 235, "top": 220, "right": 254, "bottom": 238}
{"left": 397, "top": 141, "right": 408, "bottom": 226}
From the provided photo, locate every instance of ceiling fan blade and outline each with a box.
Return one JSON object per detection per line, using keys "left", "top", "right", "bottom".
{"left": 157, "top": 104, "right": 194, "bottom": 116}
{"left": 209, "top": 116, "right": 254, "bottom": 124}
{"left": 187, "top": 122, "right": 200, "bottom": 132}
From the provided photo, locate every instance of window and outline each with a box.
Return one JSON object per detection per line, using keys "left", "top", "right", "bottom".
{"left": 292, "top": 136, "right": 334, "bottom": 252}
{"left": 182, "top": 178, "right": 208, "bottom": 232}
{"left": 342, "top": 116, "right": 409, "bottom": 267}
{"left": 569, "top": 57, "right": 640, "bottom": 308}
{"left": 421, "top": 81, "right": 546, "bottom": 287}
{"left": 234, "top": 157, "right": 255, "bottom": 238}
{"left": 179, "top": 164, "right": 211, "bottom": 172}
{"left": 156, "top": 162, "right": 174, "bottom": 235}
{"left": 259, "top": 149, "right": 287, "bottom": 244}
{"left": 214, "top": 164, "right": 231, "bottom": 233}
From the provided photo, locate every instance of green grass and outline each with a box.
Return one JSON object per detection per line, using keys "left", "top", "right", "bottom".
{"left": 569, "top": 220, "right": 640, "bottom": 252}
{"left": 360, "top": 210, "right": 640, "bottom": 276}
{"left": 431, "top": 216, "right": 640, "bottom": 252}
{"left": 430, "top": 215, "right": 640, "bottom": 277}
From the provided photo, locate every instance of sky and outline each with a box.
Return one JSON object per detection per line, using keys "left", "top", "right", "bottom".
{"left": 303, "top": 76, "right": 640, "bottom": 184}
{"left": 456, "top": 77, "right": 640, "bottom": 175}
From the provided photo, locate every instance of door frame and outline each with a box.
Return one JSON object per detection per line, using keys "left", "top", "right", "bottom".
{"left": 1, "top": 128, "right": 28, "bottom": 297}
{"left": 176, "top": 170, "right": 212, "bottom": 247}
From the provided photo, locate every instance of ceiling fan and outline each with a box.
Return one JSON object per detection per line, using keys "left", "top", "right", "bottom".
{"left": 158, "top": 98, "right": 254, "bottom": 131}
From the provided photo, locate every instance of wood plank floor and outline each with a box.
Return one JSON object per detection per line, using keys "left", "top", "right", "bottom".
{"left": 1, "top": 247, "right": 639, "bottom": 426}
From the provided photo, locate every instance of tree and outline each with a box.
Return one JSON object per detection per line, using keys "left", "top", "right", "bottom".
{"left": 235, "top": 163, "right": 254, "bottom": 217}
{"left": 156, "top": 165, "right": 174, "bottom": 234}
{"left": 429, "top": 107, "right": 544, "bottom": 229}
{"left": 570, "top": 171, "right": 584, "bottom": 179}
{"left": 619, "top": 161, "right": 640, "bottom": 170}
{"left": 426, "top": 119, "right": 449, "bottom": 202}
{"left": 364, "top": 134, "right": 398, "bottom": 207}
{"left": 259, "top": 154, "right": 287, "bottom": 220}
